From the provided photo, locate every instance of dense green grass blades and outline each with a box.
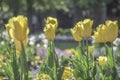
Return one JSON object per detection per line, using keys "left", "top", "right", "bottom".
{"left": 11, "top": 53, "right": 20, "bottom": 80}
{"left": 3, "top": 61, "right": 14, "bottom": 80}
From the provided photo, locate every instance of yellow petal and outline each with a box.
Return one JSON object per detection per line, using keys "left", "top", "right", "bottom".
{"left": 70, "top": 21, "right": 84, "bottom": 41}
{"left": 83, "top": 19, "right": 93, "bottom": 38}
{"left": 97, "top": 56, "right": 107, "bottom": 67}
{"left": 15, "top": 37, "right": 28, "bottom": 58}
{"left": 44, "top": 24, "right": 56, "bottom": 41}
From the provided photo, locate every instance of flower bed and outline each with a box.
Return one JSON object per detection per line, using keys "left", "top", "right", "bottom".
{"left": 0, "top": 15, "right": 120, "bottom": 80}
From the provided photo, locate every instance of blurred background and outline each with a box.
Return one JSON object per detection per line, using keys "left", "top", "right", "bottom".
{"left": 0, "top": 0, "right": 120, "bottom": 58}
{"left": 0, "top": 0, "right": 120, "bottom": 33}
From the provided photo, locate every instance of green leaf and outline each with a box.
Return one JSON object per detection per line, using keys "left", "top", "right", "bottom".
{"left": 45, "top": 41, "right": 54, "bottom": 68}
{"left": 39, "top": 63, "right": 53, "bottom": 78}
{"left": 3, "top": 61, "right": 14, "bottom": 80}
{"left": 18, "top": 42, "right": 28, "bottom": 80}
{"left": 104, "top": 44, "right": 113, "bottom": 68}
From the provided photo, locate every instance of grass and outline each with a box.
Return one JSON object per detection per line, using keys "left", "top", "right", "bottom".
{"left": 54, "top": 40, "right": 78, "bottom": 50}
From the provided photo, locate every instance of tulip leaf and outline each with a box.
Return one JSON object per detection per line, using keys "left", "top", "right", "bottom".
{"left": 19, "top": 42, "right": 28, "bottom": 80}
{"left": 104, "top": 43, "right": 113, "bottom": 68}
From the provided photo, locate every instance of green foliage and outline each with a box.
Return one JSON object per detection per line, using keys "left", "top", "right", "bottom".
{"left": 0, "top": 0, "right": 114, "bottom": 15}
{"left": 0, "top": 37, "right": 29, "bottom": 80}
{"left": 33, "top": 0, "right": 74, "bottom": 12}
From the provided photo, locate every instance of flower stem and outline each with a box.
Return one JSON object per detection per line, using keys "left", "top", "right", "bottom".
{"left": 85, "top": 38, "right": 89, "bottom": 78}
{"left": 20, "top": 41, "right": 28, "bottom": 80}
{"left": 111, "top": 43, "right": 115, "bottom": 65}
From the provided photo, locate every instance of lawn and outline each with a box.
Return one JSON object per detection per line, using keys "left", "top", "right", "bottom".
{"left": 54, "top": 40, "right": 78, "bottom": 50}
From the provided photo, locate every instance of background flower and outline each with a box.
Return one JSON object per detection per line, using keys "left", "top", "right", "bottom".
{"left": 97, "top": 56, "right": 107, "bottom": 67}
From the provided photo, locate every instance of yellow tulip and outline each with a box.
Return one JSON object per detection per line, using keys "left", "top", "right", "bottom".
{"left": 46, "top": 17, "right": 58, "bottom": 29}
{"left": 105, "top": 20, "right": 118, "bottom": 42}
{"left": 34, "top": 55, "right": 41, "bottom": 61}
{"left": 93, "top": 20, "right": 118, "bottom": 43}
{"left": 97, "top": 56, "right": 107, "bottom": 67}
{"left": 13, "top": 16, "right": 29, "bottom": 41}
{"left": 70, "top": 21, "right": 84, "bottom": 41}
{"left": 5, "top": 15, "right": 29, "bottom": 57}
{"left": 44, "top": 17, "right": 58, "bottom": 41}
{"left": 6, "top": 15, "right": 29, "bottom": 41}
{"left": 93, "top": 24, "right": 107, "bottom": 43}
{"left": 35, "top": 73, "right": 52, "bottom": 80}
{"left": 62, "top": 67, "right": 73, "bottom": 79}
{"left": 44, "top": 24, "right": 56, "bottom": 41}
{"left": 82, "top": 19, "right": 93, "bottom": 38}
{"left": 5, "top": 17, "right": 16, "bottom": 39}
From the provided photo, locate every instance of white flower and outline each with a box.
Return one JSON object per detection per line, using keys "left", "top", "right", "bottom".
{"left": 29, "top": 35, "right": 35, "bottom": 41}
{"left": 113, "top": 38, "right": 120, "bottom": 46}
{"left": 43, "top": 44, "right": 48, "bottom": 48}
{"left": 1, "top": 41, "right": 5, "bottom": 45}
{"left": 42, "top": 39, "right": 48, "bottom": 44}
{"left": 38, "top": 33, "right": 46, "bottom": 40}
{"left": 36, "top": 44, "right": 41, "bottom": 47}
{"left": 29, "top": 41, "right": 35, "bottom": 46}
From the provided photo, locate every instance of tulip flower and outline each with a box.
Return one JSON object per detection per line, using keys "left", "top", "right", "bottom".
{"left": 62, "top": 67, "right": 73, "bottom": 79}
{"left": 6, "top": 15, "right": 29, "bottom": 41}
{"left": 93, "top": 20, "right": 118, "bottom": 43}
{"left": 70, "top": 21, "right": 84, "bottom": 41}
{"left": 5, "top": 17, "right": 15, "bottom": 39}
{"left": 105, "top": 20, "right": 118, "bottom": 42}
{"left": 82, "top": 19, "right": 93, "bottom": 38}
{"left": 5, "top": 15, "right": 29, "bottom": 56}
{"left": 13, "top": 16, "right": 29, "bottom": 41}
{"left": 97, "top": 56, "right": 107, "bottom": 67}
{"left": 93, "top": 24, "right": 107, "bottom": 43}
{"left": 46, "top": 17, "right": 58, "bottom": 29}
{"left": 44, "top": 24, "right": 56, "bottom": 41}
{"left": 44, "top": 17, "right": 58, "bottom": 41}
{"left": 36, "top": 73, "right": 52, "bottom": 80}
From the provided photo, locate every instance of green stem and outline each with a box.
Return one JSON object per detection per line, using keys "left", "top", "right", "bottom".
{"left": 54, "top": 43, "right": 58, "bottom": 80}
{"left": 76, "top": 41, "right": 81, "bottom": 60}
{"left": 53, "top": 61, "right": 57, "bottom": 80}
{"left": 82, "top": 39, "right": 85, "bottom": 52}
{"left": 20, "top": 41, "right": 28, "bottom": 80}
{"left": 85, "top": 38, "right": 89, "bottom": 78}
{"left": 98, "top": 43, "right": 102, "bottom": 56}
{"left": 51, "top": 41, "right": 58, "bottom": 80}
{"left": 111, "top": 43, "right": 115, "bottom": 65}
{"left": 111, "top": 43, "right": 117, "bottom": 79}
{"left": 78, "top": 41, "right": 81, "bottom": 48}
